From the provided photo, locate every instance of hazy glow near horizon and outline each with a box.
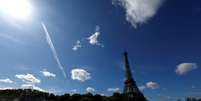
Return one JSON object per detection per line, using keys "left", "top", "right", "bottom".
{"left": 0, "top": 0, "right": 32, "bottom": 20}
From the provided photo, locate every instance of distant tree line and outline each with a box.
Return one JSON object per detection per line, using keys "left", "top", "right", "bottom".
{"left": 0, "top": 89, "right": 141, "bottom": 101}
{"left": 177, "top": 97, "right": 201, "bottom": 101}
{"left": 0, "top": 89, "right": 200, "bottom": 101}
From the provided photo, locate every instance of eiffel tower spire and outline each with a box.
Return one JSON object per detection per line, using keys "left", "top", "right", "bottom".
{"left": 123, "top": 51, "right": 147, "bottom": 100}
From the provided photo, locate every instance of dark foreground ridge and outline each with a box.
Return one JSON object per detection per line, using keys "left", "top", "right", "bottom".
{"left": 0, "top": 89, "right": 200, "bottom": 101}
{"left": 0, "top": 89, "right": 144, "bottom": 101}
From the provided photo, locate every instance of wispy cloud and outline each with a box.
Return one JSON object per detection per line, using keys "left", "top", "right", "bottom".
{"left": 40, "top": 69, "right": 56, "bottom": 78}
{"left": 176, "top": 63, "right": 198, "bottom": 75}
{"left": 113, "top": 0, "right": 164, "bottom": 28}
{"left": 0, "top": 87, "right": 14, "bottom": 90}
{"left": 107, "top": 88, "right": 120, "bottom": 93}
{"left": 0, "top": 33, "right": 23, "bottom": 44}
{"left": 70, "top": 89, "right": 78, "bottom": 93}
{"left": 138, "top": 85, "right": 146, "bottom": 91}
{"left": 15, "top": 73, "right": 40, "bottom": 84}
{"left": 87, "top": 26, "right": 104, "bottom": 47}
{"left": 21, "top": 84, "right": 47, "bottom": 92}
{"left": 139, "top": 81, "right": 160, "bottom": 90}
{"left": 157, "top": 94, "right": 174, "bottom": 101}
{"left": 0, "top": 78, "right": 14, "bottom": 84}
{"left": 146, "top": 81, "right": 160, "bottom": 89}
{"left": 16, "top": 73, "right": 46, "bottom": 92}
{"left": 72, "top": 26, "right": 104, "bottom": 50}
{"left": 72, "top": 40, "right": 82, "bottom": 51}
{"left": 86, "top": 87, "right": 95, "bottom": 93}
{"left": 71, "top": 68, "right": 91, "bottom": 82}
{"left": 41, "top": 22, "right": 66, "bottom": 78}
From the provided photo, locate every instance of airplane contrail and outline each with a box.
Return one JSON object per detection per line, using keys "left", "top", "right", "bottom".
{"left": 41, "top": 22, "right": 67, "bottom": 78}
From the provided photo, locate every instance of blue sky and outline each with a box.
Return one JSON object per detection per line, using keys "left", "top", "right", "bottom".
{"left": 0, "top": 0, "right": 201, "bottom": 101}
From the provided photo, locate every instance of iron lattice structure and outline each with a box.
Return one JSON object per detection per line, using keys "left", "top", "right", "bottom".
{"left": 123, "top": 52, "right": 147, "bottom": 101}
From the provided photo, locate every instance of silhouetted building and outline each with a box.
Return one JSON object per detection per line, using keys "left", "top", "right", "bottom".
{"left": 123, "top": 52, "right": 147, "bottom": 101}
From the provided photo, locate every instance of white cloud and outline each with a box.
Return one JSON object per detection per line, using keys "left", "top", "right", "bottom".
{"left": 86, "top": 87, "right": 95, "bottom": 93}
{"left": 70, "top": 89, "right": 77, "bottom": 93}
{"left": 176, "top": 63, "right": 198, "bottom": 75}
{"left": 71, "top": 68, "right": 91, "bottom": 82}
{"left": 15, "top": 73, "right": 40, "bottom": 84}
{"left": 146, "top": 81, "right": 160, "bottom": 89}
{"left": 138, "top": 85, "right": 146, "bottom": 91}
{"left": 87, "top": 26, "right": 104, "bottom": 47}
{"left": 72, "top": 40, "right": 82, "bottom": 51}
{"left": 113, "top": 0, "right": 164, "bottom": 28}
{"left": 100, "top": 94, "right": 105, "bottom": 96}
{"left": 40, "top": 69, "right": 56, "bottom": 78}
{"left": 21, "top": 84, "right": 47, "bottom": 92}
{"left": 88, "top": 32, "right": 100, "bottom": 45}
{"left": 107, "top": 88, "right": 120, "bottom": 92}
{"left": 0, "top": 78, "right": 14, "bottom": 83}
{"left": 0, "top": 87, "right": 14, "bottom": 90}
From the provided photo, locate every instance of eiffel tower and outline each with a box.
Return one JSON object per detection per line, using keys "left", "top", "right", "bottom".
{"left": 123, "top": 52, "right": 147, "bottom": 101}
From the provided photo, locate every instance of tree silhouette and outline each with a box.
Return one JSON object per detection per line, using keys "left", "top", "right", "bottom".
{"left": 0, "top": 89, "right": 200, "bottom": 101}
